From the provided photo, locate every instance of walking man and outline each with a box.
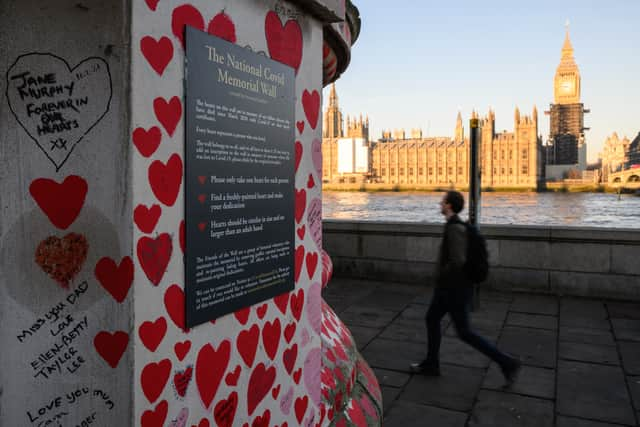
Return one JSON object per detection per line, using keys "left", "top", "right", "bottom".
{"left": 410, "top": 190, "right": 521, "bottom": 385}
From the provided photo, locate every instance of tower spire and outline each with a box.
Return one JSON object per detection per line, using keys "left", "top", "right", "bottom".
{"left": 328, "top": 82, "right": 338, "bottom": 108}
{"left": 562, "top": 20, "right": 574, "bottom": 59}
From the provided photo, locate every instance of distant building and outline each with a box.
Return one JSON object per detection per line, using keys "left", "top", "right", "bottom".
{"left": 626, "top": 132, "right": 640, "bottom": 169}
{"left": 321, "top": 86, "right": 543, "bottom": 189}
{"left": 545, "top": 27, "right": 589, "bottom": 179}
{"left": 599, "top": 132, "right": 631, "bottom": 182}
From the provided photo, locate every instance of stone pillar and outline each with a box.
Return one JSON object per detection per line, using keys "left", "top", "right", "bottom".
{"left": 1, "top": 0, "right": 353, "bottom": 425}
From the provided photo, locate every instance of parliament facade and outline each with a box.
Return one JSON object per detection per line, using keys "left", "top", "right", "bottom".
{"left": 322, "top": 85, "right": 544, "bottom": 189}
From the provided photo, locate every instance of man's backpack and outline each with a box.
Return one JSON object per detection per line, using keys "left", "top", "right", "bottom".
{"left": 462, "top": 222, "right": 489, "bottom": 283}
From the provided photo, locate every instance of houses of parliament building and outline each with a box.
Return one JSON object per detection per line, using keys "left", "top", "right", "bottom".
{"left": 322, "top": 83, "right": 544, "bottom": 189}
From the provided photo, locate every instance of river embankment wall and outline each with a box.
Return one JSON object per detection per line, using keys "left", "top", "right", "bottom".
{"left": 323, "top": 220, "right": 640, "bottom": 301}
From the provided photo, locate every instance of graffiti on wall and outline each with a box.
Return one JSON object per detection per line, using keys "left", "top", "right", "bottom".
{"left": 6, "top": 53, "right": 112, "bottom": 171}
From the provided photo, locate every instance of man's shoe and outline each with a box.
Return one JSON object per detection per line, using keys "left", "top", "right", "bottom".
{"left": 501, "top": 358, "right": 521, "bottom": 387}
{"left": 409, "top": 361, "right": 441, "bottom": 376}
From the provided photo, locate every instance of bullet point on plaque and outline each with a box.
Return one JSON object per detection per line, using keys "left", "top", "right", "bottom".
{"left": 198, "top": 222, "right": 207, "bottom": 232}
{"left": 198, "top": 176, "right": 206, "bottom": 185}
{"left": 198, "top": 194, "right": 206, "bottom": 204}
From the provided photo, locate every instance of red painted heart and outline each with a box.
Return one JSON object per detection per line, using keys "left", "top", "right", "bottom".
{"left": 261, "top": 318, "right": 281, "bottom": 361}
{"left": 196, "top": 340, "right": 231, "bottom": 408}
{"left": 164, "top": 284, "right": 187, "bottom": 331}
{"left": 294, "top": 396, "right": 308, "bottom": 424}
{"left": 141, "top": 358, "right": 172, "bottom": 403}
{"left": 247, "top": 362, "right": 276, "bottom": 416}
{"left": 264, "top": 11, "right": 302, "bottom": 73}
{"left": 30, "top": 175, "right": 87, "bottom": 230}
{"left": 214, "top": 391, "right": 238, "bottom": 427}
{"left": 138, "top": 317, "right": 167, "bottom": 352}
{"left": 283, "top": 344, "right": 298, "bottom": 375}
{"left": 144, "top": 0, "right": 159, "bottom": 11}
{"left": 293, "top": 368, "right": 302, "bottom": 384}
{"left": 194, "top": 419, "right": 210, "bottom": 427}
{"left": 174, "top": 340, "right": 191, "bottom": 361}
{"left": 140, "top": 36, "right": 174, "bottom": 76}
{"left": 274, "top": 292, "right": 289, "bottom": 315}
{"left": 134, "top": 203, "right": 162, "bottom": 234}
{"left": 198, "top": 194, "right": 206, "bottom": 204}
{"left": 256, "top": 304, "right": 268, "bottom": 319}
{"left": 237, "top": 324, "right": 259, "bottom": 367}
{"left": 141, "top": 400, "right": 168, "bottom": 427}
{"left": 137, "top": 233, "right": 172, "bottom": 286}
{"left": 234, "top": 307, "right": 251, "bottom": 325}
{"left": 133, "top": 126, "right": 162, "bottom": 157}
{"left": 207, "top": 12, "right": 237, "bottom": 43}
{"left": 94, "top": 330, "right": 128, "bottom": 368}
{"left": 296, "top": 121, "right": 304, "bottom": 134}
{"left": 271, "top": 384, "right": 281, "bottom": 399}
{"left": 296, "top": 225, "right": 306, "bottom": 240}
{"left": 148, "top": 153, "right": 182, "bottom": 206}
{"left": 290, "top": 289, "right": 304, "bottom": 321}
{"left": 252, "top": 409, "right": 271, "bottom": 427}
{"left": 225, "top": 365, "right": 241, "bottom": 386}
{"left": 173, "top": 366, "right": 193, "bottom": 397}
{"left": 305, "top": 252, "right": 318, "bottom": 280}
{"left": 153, "top": 96, "right": 182, "bottom": 137}
{"left": 307, "top": 174, "right": 315, "bottom": 189}
{"left": 294, "top": 188, "right": 306, "bottom": 223}
{"left": 284, "top": 322, "right": 296, "bottom": 343}
{"left": 294, "top": 245, "right": 305, "bottom": 284}
{"left": 302, "top": 90, "right": 320, "bottom": 130}
{"left": 294, "top": 141, "right": 302, "bottom": 173}
{"left": 171, "top": 4, "right": 205, "bottom": 48}
{"left": 35, "top": 233, "right": 88, "bottom": 289}
{"left": 95, "top": 256, "right": 133, "bottom": 303}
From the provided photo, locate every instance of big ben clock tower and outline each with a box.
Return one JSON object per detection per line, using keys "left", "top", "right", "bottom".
{"left": 546, "top": 24, "right": 589, "bottom": 171}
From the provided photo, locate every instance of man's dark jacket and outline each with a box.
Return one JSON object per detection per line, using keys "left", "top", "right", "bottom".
{"left": 435, "top": 214, "right": 472, "bottom": 288}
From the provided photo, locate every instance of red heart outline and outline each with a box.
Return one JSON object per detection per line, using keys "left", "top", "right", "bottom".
{"left": 247, "top": 363, "right": 276, "bottom": 416}
{"left": 283, "top": 344, "right": 298, "bottom": 375}
{"left": 140, "top": 36, "right": 174, "bottom": 76}
{"left": 307, "top": 174, "right": 315, "bottom": 189}
{"left": 290, "top": 289, "right": 304, "bottom": 321}
{"left": 294, "top": 246, "right": 305, "bottom": 284}
{"left": 95, "top": 256, "right": 133, "bottom": 303}
{"left": 225, "top": 365, "right": 241, "bottom": 386}
{"left": 234, "top": 307, "right": 251, "bottom": 325}
{"left": 144, "top": 0, "right": 159, "bottom": 11}
{"left": 305, "top": 252, "right": 318, "bottom": 280}
{"left": 261, "top": 318, "right": 281, "bottom": 361}
{"left": 153, "top": 96, "right": 182, "bottom": 137}
{"left": 296, "top": 121, "right": 304, "bottom": 134}
{"left": 171, "top": 4, "right": 205, "bottom": 48}
{"left": 196, "top": 340, "right": 231, "bottom": 408}
{"left": 294, "top": 189, "right": 306, "bottom": 224}
{"left": 29, "top": 175, "right": 87, "bottom": 230}
{"left": 141, "top": 358, "right": 171, "bottom": 403}
{"left": 256, "top": 304, "right": 268, "bottom": 319}
{"left": 294, "top": 141, "right": 302, "bottom": 173}
{"left": 94, "top": 330, "right": 128, "bottom": 368}
{"left": 148, "top": 153, "right": 183, "bottom": 206}
{"left": 252, "top": 409, "right": 271, "bottom": 427}
{"left": 208, "top": 12, "right": 237, "bottom": 43}
{"left": 137, "top": 233, "right": 172, "bottom": 286}
{"left": 173, "top": 366, "right": 193, "bottom": 397}
{"left": 133, "top": 126, "right": 162, "bottom": 157}
{"left": 264, "top": 11, "right": 302, "bottom": 73}
{"left": 134, "top": 204, "right": 162, "bottom": 234}
{"left": 138, "top": 317, "right": 167, "bottom": 352}
{"left": 35, "top": 233, "right": 88, "bottom": 288}
{"left": 237, "top": 324, "right": 259, "bottom": 367}
{"left": 174, "top": 340, "right": 192, "bottom": 361}
{"left": 294, "top": 396, "right": 308, "bottom": 424}
{"left": 284, "top": 322, "right": 296, "bottom": 343}
{"left": 274, "top": 293, "right": 289, "bottom": 315}
{"left": 302, "top": 90, "right": 320, "bottom": 129}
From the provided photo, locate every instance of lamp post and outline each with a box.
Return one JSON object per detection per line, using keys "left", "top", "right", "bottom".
{"left": 469, "top": 118, "right": 481, "bottom": 310}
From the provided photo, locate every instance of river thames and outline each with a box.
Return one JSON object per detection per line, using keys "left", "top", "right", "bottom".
{"left": 323, "top": 191, "right": 640, "bottom": 228}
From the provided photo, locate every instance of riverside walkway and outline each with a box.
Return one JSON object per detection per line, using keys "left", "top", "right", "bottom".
{"left": 324, "top": 277, "right": 640, "bottom": 426}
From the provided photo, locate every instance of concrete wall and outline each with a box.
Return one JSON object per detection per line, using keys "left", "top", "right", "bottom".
{"left": 0, "top": 1, "right": 132, "bottom": 425}
{"left": 323, "top": 220, "right": 640, "bottom": 301}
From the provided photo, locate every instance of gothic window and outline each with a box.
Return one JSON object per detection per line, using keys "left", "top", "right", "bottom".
{"left": 438, "top": 167, "right": 442, "bottom": 175}
{"left": 372, "top": 168, "right": 377, "bottom": 176}
{"left": 522, "top": 149, "right": 528, "bottom": 159}
{"left": 493, "top": 151, "right": 497, "bottom": 160}
{"left": 493, "top": 168, "right": 497, "bottom": 175}
{"left": 501, "top": 150, "right": 505, "bottom": 159}
{"left": 419, "top": 167, "right": 424, "bottom": 175}
{"left": 391, "top": 168, "right": 395, "bottom": 175}
{"left": 400, "top": 168, "right": 404, "bottom": 175}
{"left": 458, "top": 167, "right": 463, "bottom": 175}
{"left": 501, "top": 168, "right": 505, "bottom": 174}
{"left": 381, "top": 168, "right": 386, "bottom": 175}
{"left": 409, "top": 167, "right": 414, "bottom": 175}
{"left": 448, "top": 167, "right": 453, "bottom": 175}
{"left": 509, "top": 150, "right": 513, "bottom": 160}
{"left": 509, "top": 168, "right": 513, "bottom": 175}
{"left": 428, "top": 167, "right": 433, "bottom": 175}
{"left": 522, "top": 165, "right": 528, "bottom": 175}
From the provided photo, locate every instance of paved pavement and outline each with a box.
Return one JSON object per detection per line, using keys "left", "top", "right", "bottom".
{"left": 324, "top": 277, "right": 640, "bottom": 427}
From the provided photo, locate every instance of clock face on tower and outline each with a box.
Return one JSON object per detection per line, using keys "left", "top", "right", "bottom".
{"left": 560, "top": 79, "right": 574, "bottom": 95}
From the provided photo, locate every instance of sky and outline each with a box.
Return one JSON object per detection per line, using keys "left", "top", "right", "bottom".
{"left": 323, "top": 0, "right": 640, "bottom": 163}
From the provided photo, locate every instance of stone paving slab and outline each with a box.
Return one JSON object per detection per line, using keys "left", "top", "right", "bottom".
{"left": 439, "top": 336, "right": 492, "bottom": 369}
{"left": 561, "top": 298, "right": 608, "bottom": 320}
{"left": 357, "top": 289, "right": 419, "bottom": 311}
{"left": 339, "top": 305, "right": 400, "bottom": 329}
{"left": 347, "top": 325, "right": 381, "bottom": 351}
{"left": 498, "top": 326, "right": 557, "bottom": 368}
{"left": 557, "top": 360, "right": 636, "bottom": 426}
{"left": 511, "top": 294, "right": 559, "bottom": 315}
{"left": 361, "top": 338, "right": 426, "bottom": 372}
{"left": 559, "top": 326, "right": 616, "bottom": 346}
{"left": 482, "top": 362, "right": 555, "bottom": 399}
{"left": 468, "top": 389, "right": 554, "bottom": 427}
{"left": 373, "top": 368, "right": 410, "bottom": 388}
{"left": 560, "top": 315, "right": 612, "bottom": 331}
{"left": 626, "top": 376, "right": 640, "bottom": 412}
{"left": 506, "top": 312, "right": 558, "bottom": 330}
{"left": 399, "top": 364, "right": 484, "bottom": 411}
{"left": 379, "top": 322, "right": 428, "bottom": 343}
{"left": 611, "top": 318, "right": 640, "bottom": 342}
{"left": 555, "top": 415, "right": 629, "bottom": 427}
{"left": 381, "top": 386, "right": 401, "bottom": 414}
{"left": 606, "top": 302, "right": 640, "bottom": 320}
{"left": 619, "top": 342, "right": 640, "bottom": 375}
{"left": 559, "top": 341, "right": 620, "bottom": 365}
{"left": 384, "top": 401, "right": 467, "bottom": 427}
{"left": 444, "top": 318, "right": 501, "bottom": 342}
